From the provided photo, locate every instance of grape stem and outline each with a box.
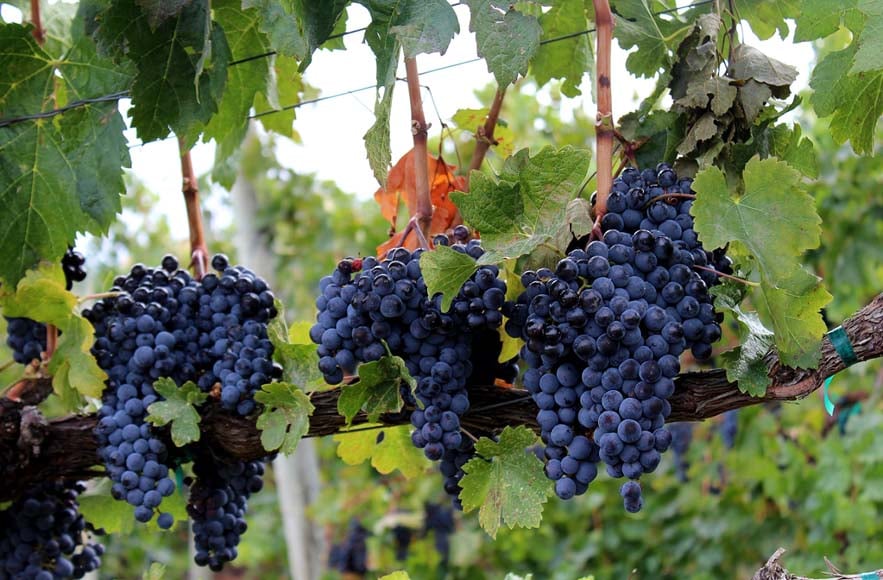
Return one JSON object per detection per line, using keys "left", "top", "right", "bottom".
{"left": 641, "top": 193, "right": 697, "bottom": 208}
{"left": 692, "top": 264, "right": 759, "bottom": 287}
{"left": 591, "top": 0, "right": 614, "bottom": 236}
{"left": 404, "top": 57, "right": 433, "bottom": 242}
{"left": 398, "top": 216, "right": 431, "bottom": 251}
{"left": 78, "top": 291, "right": 126, "bottom": 304}
{"left": 178, "top": 136, "right": 209, "bottom": 280}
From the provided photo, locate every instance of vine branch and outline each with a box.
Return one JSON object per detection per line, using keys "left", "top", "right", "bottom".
{"left": 29, "top": 0, "right": 44, "bottom": 45}
{"left": 591, "top": 0, "right": 614, "bottom": 237}
{"left": 404, "top": 57, "right": 432, "bottom": 243}
{"left": 2, "top": 292, "right": 883, "bottom": 503}
{"left": 468, "top": 87, "right": 507, "bottom": 176}
{"left": 178, "top": 136, "right": 209, "bottom": 280}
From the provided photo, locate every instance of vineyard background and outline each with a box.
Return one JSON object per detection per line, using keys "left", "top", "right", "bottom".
{"left": 1, "top": 0, "right": 882, "bottom": 578}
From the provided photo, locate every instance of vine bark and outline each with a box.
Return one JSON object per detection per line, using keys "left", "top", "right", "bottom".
{"left": 2, "top": 292, "right": 882, "bottom": 504}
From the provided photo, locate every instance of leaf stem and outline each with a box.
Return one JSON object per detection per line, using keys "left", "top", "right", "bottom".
{"left": 591, "top": 0, "right": 614, "bottom": 238}
{"left": 404, "top": 57, "right": 433, "bottom": 241}
{"left": 178, "top": 136, "right": 209, "bottom": 280}
{"left": 0, "top": 359, "right": 15, "bottom": 373}
{"left": 693, "top": 264, "right": 759, "bottom": 286}
{"left": 78, "top": 291, "right": 126, "bottom": 304}
{"left": 641, "top": 193, "right": 697, "bottom": 208}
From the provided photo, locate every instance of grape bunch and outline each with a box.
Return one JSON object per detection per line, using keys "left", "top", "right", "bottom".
{"left": 391, "top": 525, "right": 412, "bottom": 562}
{"left": 5, "top": 247, "right": 87, "bottom": 365}
{"left": 423, "top": 502, "right": 454, "bottom": 566}
{"left": 311, "top": 238, "right": 506, "bottom": 502}
{"left": 84, "top": 254, "right": 280, "bottom": 559}
{"left": 504, "top": 163, "right": 727, "bottom": 511}
{"left": 328, "top": 519, "right": 369, "bottom": 575}
{"left": 670, "top": 422, "right": 694, "bottom": 482}
{"left": 188, "top": 455, "right": 265, "bottom": 571}
{"left": 720, "top": 409, "right": 739, "bottom": 449}
{"left": 0, "top": 480, "right": 103, "bottom": 580}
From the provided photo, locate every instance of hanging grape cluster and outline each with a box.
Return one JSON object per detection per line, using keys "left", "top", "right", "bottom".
{"left": 311, "top": 234, "right": 508, "bottom": 503}
{"left": 84, "top": 255, "right": 279, "bottom": 569}
{"left": 504, "top": 163, "right": 728, "bottom": 511}
{"left": 0, "top": 480, "right": 103, "bottom": 580}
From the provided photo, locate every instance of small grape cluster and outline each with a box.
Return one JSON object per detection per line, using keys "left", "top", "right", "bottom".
{"left": 84, "top": 255, "right": 279, "bottom": 568}
{"left": 328, "top": 519, "right": 369, "bottom": 575}
{"left": 423, "top": 502, "right": 454, "bottom": 566}
{"left": 311, "top": 238, "right": 506, "bottom": 502}
{"left": 0, "top": 480, "right": 103, "bottom": 580}
{"left": 188, "top": 455, "right": 265, "bottom": 572}
{"left": 5, "top": 247, "right": 87, "bottom": 365}
{"left": 505, "top": 163, "right": 727, "bottom": 511}
{"left": 391, "top": 525, "right": 412, "bottom": 562}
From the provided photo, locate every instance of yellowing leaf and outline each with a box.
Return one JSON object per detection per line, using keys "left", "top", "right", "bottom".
{"left": 333, "top": 424, "right": 431, "bottom": 479}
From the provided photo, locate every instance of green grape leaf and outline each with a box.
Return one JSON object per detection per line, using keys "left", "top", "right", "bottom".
{"left": 203, "top": 0, "right": 276, "bottom": 161}
{"left": 712, "top": 284, "right": 774, "bottom": 396}
{"left": 390, "top": 0, "right": 459, "bottom": 57}
{"left": 246, "top": 0, "right": 346, "bottom": 68}
{"left": 94, "top": 0, "right": 230, "bottom": 142}
{"left": 465, "top": 0, "right": 541, "bottom": 86}
{"left": 254, "top": 382, "right": 314, "bottom": 454}
{"left": 0, "top": 23, "right": 130, "bottom": 285}
{"left": 852, "top": 14, "right": 883, "bottom": 72}
{"left": 733, "top": 0, "right": 800, "bottom": 40}
{"left": 459, "top": 426, "right": 551, "bottom": 539}
{"left": 135, "top": 0, "right": 190, "bottom": 28}
{"left": 333, "top": 424, "right": 431, "bottom": 479}
{"left": 146, "top": 379, "right": 208, "bottom": 447}
{"left": 692, "top": 157, "right": 820, "bottom": 286}
{"left": 253, "top": 55, "right": 304, "bottom": 140}
{"left": 452, "top": 146, "right": 590, "bottom": 264}
{"left": 810, "top": 42, "right": 883, "bottom": 155}
{"left": 755, "top": 269, "right": 832, "bottom": 369}
{"left": 419, "top": 246, "right": 478, "bottom": 313}
{"left": 337, "top": 354, "right": 416, "bottom": 425}
{"left": 530, "top": 0, "right": 593, "bottom": 97}
{"left": 613, "top": 0, "right": 692, "bottom": 78}
{"left": 364, "top": 82, "right": 396, "bottom": 187}
{"left": 267, "top": 301, "right": 324, "bottom": 390}
{"left": 761, "top": 123, "right": 819, "bottom": 179}
{"left": 0, "top": 263, "right": 106, "bottom": 399}
{"left": 794, "top": 0, "right": 860, "bottom": 42}
{"left": 450, "top": 108, "right": 515, "bottom": 158}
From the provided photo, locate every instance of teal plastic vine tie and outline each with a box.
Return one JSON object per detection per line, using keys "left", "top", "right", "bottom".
{"left": 175, "top": 466, "right": 185, "bottom": 491}
{"left": 822, "top": 326, "right": 859, "bottom": 416}
{"left": 859, "top": 572, "right": 878, "bottom": 580}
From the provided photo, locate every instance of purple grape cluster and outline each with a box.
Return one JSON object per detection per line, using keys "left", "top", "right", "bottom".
{"left": 328, "top": 519, "right": 369, "bottom": 575}
{"left": 84, "top": 255, "right": 280, "bottom": 568}
{"left": 188, "top": 456, "right": 265, "bottom": 572}
{"left": 311, "top": 238, "right": 506, "bottom": 502}
{"left": 0, "top": 480, "right": 103, "bottom": 579}
{"left": 504, "top": 163, "right": 728, "bottom": 511}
